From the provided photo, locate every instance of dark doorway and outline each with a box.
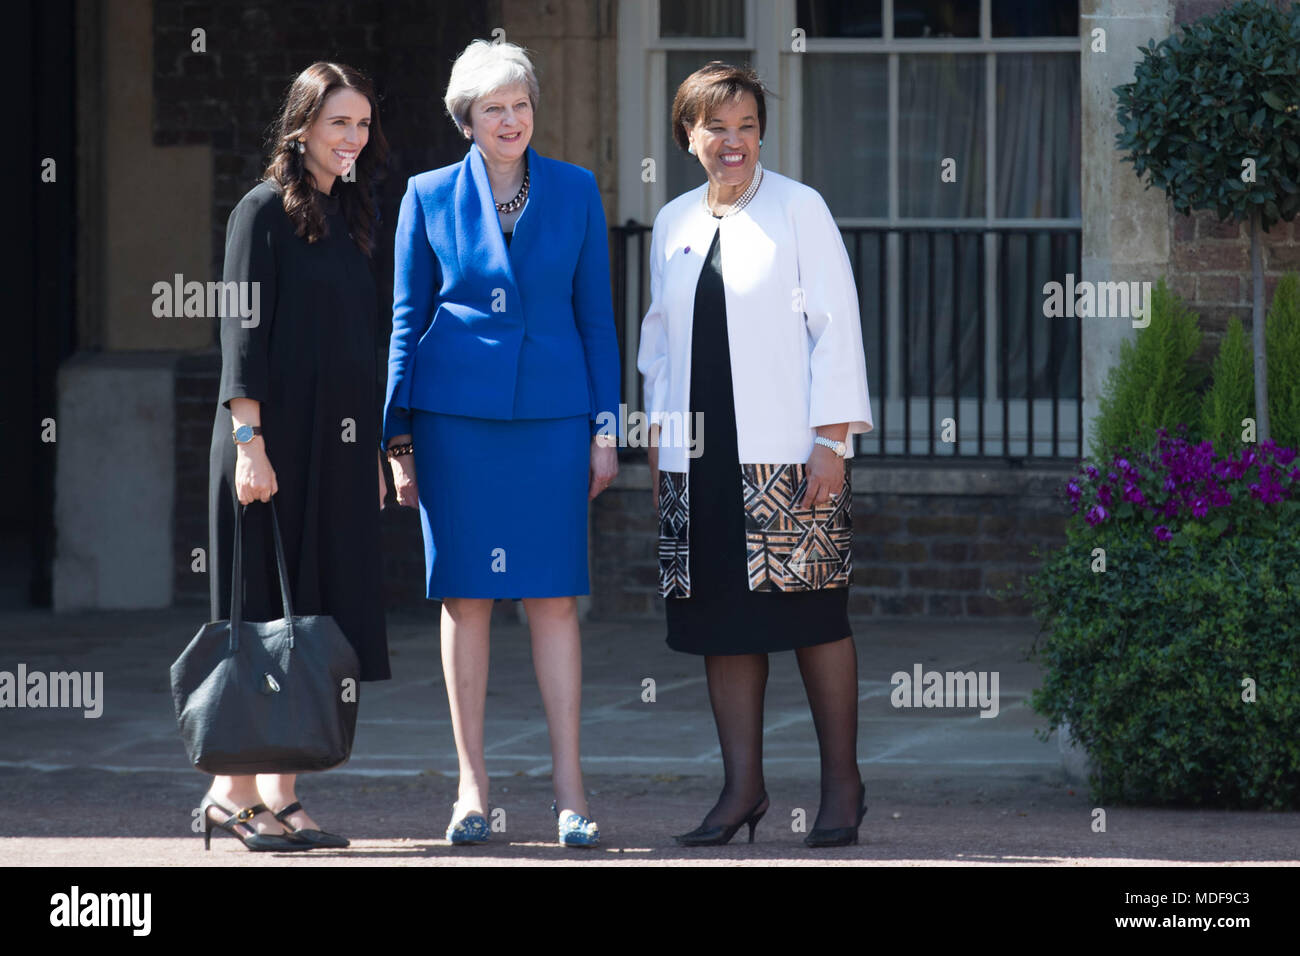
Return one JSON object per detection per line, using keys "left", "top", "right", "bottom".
{"left": 10, "top": 0, "right": 77, "bottom": 607}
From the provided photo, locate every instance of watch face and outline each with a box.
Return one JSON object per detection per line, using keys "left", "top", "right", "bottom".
{"left": 233, "top": 425, "right": 253, "bottom": 443}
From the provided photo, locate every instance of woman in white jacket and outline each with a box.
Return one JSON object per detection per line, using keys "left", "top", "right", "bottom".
{"left": 638, "top": 62, "right": 874, "bottom": 848}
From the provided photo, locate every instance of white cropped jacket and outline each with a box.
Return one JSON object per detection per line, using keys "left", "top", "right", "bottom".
{"left": 636, "top": 168, "right": 873, "bottom": 474}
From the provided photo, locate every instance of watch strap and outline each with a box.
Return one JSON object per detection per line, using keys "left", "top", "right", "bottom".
{"left": 814, "top": 435, "right": 847, "bottom": 457}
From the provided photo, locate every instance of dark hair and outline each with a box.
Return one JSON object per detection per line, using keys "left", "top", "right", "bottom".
{"left": 263, "top": 62, "right": 389, "bottom": 256}
{"left": 670, "top": 61, "right": 770, "bottom": 152}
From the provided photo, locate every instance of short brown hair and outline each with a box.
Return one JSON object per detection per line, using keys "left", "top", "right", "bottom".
{"left": 670, "top": 61, "right": 769, "bottom": 153}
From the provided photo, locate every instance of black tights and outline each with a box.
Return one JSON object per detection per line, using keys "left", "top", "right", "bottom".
{"left": 700, "top": 635, "right": 863, "bottom": 831}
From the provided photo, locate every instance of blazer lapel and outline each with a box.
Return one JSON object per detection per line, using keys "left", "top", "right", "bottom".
{"left": 457, "top": 145, "right": 520, "bottom": 297}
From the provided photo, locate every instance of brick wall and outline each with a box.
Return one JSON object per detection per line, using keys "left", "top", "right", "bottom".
{"left": 1170, "top": 211, "right": 1300, "bottom": 358}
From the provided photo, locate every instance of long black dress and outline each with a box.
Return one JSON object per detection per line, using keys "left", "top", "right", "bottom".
{"left": 664, "top": 223, "right": 851, "bottom": 656}
{"left": 208, "top": 180, "right": 390, "bottom": 682}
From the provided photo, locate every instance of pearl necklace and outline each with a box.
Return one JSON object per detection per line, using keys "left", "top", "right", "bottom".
{"left": 703, "top": 162, "right": 763, "bottom": 217}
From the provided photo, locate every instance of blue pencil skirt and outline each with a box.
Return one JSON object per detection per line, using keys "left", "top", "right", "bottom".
{"left": 410, "top": 410, "right": 591, "bottom": 599}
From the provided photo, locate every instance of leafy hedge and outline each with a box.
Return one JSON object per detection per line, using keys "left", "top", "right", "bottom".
{"left": 1028, "top": 430, "right": 1300, "bottom": 808}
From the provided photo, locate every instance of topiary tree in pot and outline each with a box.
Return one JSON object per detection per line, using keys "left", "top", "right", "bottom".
{"left": 1114, "top": 0, "right": 1300, "bottom": 441}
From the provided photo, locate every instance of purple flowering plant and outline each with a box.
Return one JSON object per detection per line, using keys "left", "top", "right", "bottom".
{"left": 1066, "top": 425, "right": 1300, "bottom": 542}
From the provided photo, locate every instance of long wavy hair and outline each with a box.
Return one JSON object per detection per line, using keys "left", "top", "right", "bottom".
{"left": 263, "top": 62, "right": 389, "bottom": 256}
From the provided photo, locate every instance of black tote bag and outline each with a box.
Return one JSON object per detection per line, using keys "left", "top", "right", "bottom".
{"left": 170, "top": 499, "right": 361, "bottom": 774}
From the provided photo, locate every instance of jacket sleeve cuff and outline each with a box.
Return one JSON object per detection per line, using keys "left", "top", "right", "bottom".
{"left": 383, "top": 407, "right": 413, "bottom": 445}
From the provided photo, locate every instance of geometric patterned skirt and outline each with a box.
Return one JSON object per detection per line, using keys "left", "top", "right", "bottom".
{"left": 662, "top": 456, "right": 852, "bottom": 656}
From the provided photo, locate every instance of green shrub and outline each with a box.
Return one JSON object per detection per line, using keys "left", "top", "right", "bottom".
{"left": 1092, "top": 279, "right": 1204, "bottom": 460}
{"left": 1028, "top": 520, "right": 1300, "bottom": 809}
{"left": 1028, "top": 433, "right": 1300, "bottom": 808}
{"left": 1201, "top": 316, "right": 1253, "bottom": 452}
{"left": 1267, "top": 272, "right": 1300, "bottom": 451}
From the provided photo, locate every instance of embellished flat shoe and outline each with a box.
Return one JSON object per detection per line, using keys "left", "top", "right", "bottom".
{"left": 446, "top": 802, "right": 491, "bottom": 845}
{"left": 272, "top": 800, "right": 350, "bottom": 849}
{"left": 551, "top": 801, "right": 599, "bottom": 848}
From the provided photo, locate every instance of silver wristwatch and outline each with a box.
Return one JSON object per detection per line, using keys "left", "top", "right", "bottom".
{"left": 814, "top": 436, "right": 848, "bottom": 458}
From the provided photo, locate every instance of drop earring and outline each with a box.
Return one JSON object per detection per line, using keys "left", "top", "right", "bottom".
{"left": 687, "top": 143, "right": 696, "bottom": 155}
{"left": 759, "top": 138, "right": 764, "bottom": 146}
{"left": 296, "top": 140, "right": 305, "bottom": 153}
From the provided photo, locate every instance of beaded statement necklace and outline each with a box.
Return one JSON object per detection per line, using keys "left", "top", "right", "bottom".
{"left": 495, "top": 161, "right": 530, "bottom": 214}
{"left": 703, "top": 161, "right": 763, "bottom": 218}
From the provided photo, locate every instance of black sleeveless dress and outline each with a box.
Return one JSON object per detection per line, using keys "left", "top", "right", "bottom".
{"left": 664, "top": 222, "right": 851, "bottom": 656}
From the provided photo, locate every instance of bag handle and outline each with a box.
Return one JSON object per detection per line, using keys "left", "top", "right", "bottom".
{"left": 229, "top": 498, "right": 297, "bottom": 652}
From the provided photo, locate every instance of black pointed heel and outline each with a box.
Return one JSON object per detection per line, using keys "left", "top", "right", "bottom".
{"left": 273, "top": 800, "right": 350, "bottom": 848}
{"left": 200, "top": 794, "right": 312, "bottom": 852}
{"left": 804, "top": 782, "right": 868, "bottom": 847}
{"left": 674, "top": 793, "right": 769, "bottom": 846}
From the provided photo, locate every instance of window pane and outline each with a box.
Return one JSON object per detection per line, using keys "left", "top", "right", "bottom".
{"left": 893, "top": 0, "right": 980, "bottom": 38}
{"left": 796, "top": 0, "right": 883, "bottom": 38}
{"left": 660, "top": 0, "right": 745, "bottom": 38}
{"left": 899, "top": 55, "right": 985, "bottom": 218}
{"left": 897, "top": 231, "right": 986, "bottom": 402}
{"left": 996, "top": 232, "right": 1081, "bottom": 402}
{"left": 664, "top": 51, "right": 756, "bottom": 200}
{"left": 992, "top": 0, "right": 1079, "bottom": 37}
{"left": 995, "top": 54, "right": 1080, "bottom": 218}
{"left": 801, "top": 56, "right": 888, "bottom": 218}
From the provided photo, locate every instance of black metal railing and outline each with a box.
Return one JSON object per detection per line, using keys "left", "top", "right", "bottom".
{"left": 611, "top": 222, "right": 1083, "bottom": 461}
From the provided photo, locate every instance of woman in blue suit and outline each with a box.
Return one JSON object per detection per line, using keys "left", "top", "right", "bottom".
{"left": 383, "top": 40, "right": 620, "bottom": 848}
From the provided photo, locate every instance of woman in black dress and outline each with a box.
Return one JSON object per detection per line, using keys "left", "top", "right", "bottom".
{"left": 638, "top": 63, "right": 875, "bottom": 847}
{"left": 202, "top": 62, "right": 390, "bottom": 851}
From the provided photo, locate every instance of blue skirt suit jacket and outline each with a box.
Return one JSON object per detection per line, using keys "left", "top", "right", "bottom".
{"left": 383, "top": 145, "right": 621, "bottom": 598}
